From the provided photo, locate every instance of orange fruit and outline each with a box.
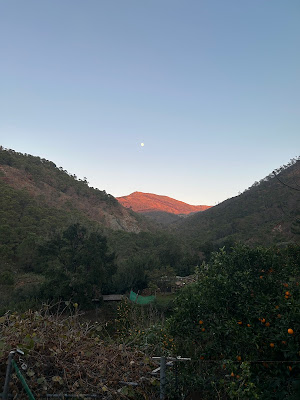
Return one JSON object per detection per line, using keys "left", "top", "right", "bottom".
{"left": 265, "top": 322, "right": 270, "bottom": 327}
{"left": 288, "top": 366, "right": 292, "bottom": 371}
{"left": 261, "top": 318, "right": 266, "bottom": 323}
{"left": 199, "top": 320, "right": 204, "bottom": 324}
{"left": 285, "top": 295, "right": 289, "bottom": 299}
{"left": 288, "top": 329, "right": 294, "bottom": 335}
{"left": 275, "top": 305, "right": 279, "bottom": 309}
{"left": 236, "top": 375, "right": 240, "bottom": 379}
{"left": 247, "top": 324, "right": 251, "bottom": 327}
{"left": 282, "top": 341, "right": 287, "bottom": 345}
{"left": 285, "top": 291, "right": 290, "bottom": 296}
{"left": 200, "top": 356, "right": 204, "bottom": 360}
{"left": 236, "top": 356, "right": 241, "bottom": 361}
{"left": 270, "top": 343, "right": 275, "bottom": 348}
{"left": 259, "top": 276, "right": 263, "bottom": 279}
{"left": 283, "top": 283, "right": 288, "bottom": 288}
{"left": 230, "top": 372, "right": 235, "bottom": 377}
{"left": 201, "top": 328, "right": 205, "bottom": 332}
{"left": 237, "top": 321, "right": 242, "bottom": 325}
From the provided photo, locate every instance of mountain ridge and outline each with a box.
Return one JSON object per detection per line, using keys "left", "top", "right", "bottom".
{"left": 117, "top": 191, "right": 212, "bottom": 215}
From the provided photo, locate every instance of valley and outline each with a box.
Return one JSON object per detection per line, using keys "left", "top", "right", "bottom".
{"left": 0, "top": 147, "right": 299, "bottom": 399}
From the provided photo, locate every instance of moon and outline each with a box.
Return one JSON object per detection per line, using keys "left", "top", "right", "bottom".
{"left": 140, "top": 143, "right": 145, "bottom": 147}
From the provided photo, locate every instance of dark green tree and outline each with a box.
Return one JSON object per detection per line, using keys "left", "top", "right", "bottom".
{"left": 39, "top": 224, "right": 115, "bottom": 306}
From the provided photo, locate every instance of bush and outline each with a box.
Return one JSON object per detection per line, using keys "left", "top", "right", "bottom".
{"left": 0, "top": 271, "right": 15, "bottom": 285}
{"left": 167, "top": 245, "right": 300, "bottom": 399}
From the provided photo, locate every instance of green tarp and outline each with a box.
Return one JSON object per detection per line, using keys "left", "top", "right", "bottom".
{"left": 129, "top": 291, "right": 155, "bottom": 305}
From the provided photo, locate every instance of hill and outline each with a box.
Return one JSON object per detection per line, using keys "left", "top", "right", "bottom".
{"left": 0, "top": 147, "right": 151, "bottom": 233}
{"left": 0, "top": 147, "right": 197, "bottom": 312}
{"left": 177, "top": 158, "right": 300, "bottom": 247}
{"left": 117, "top": 191, "right": 211, "bottom": 215}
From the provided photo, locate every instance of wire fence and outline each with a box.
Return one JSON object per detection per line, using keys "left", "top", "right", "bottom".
{"left": 2, "top": 352, "right": 300, "bottom": 400}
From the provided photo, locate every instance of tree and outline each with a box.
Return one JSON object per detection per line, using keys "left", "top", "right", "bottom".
{"left": 39, "top": 224, "right": 115, "bottom": 306}
{"left": 168, "top": 245, "right": 300, "bottom": 399}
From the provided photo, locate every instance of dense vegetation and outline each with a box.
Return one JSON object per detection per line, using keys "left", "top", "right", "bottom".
{"left": 177, "top": 158, "right": 300, "bottom": 250}
{"left": 1, "top": 147, "right": 300, "bottom": 398}
{"left": 167, "top": 245, "right": 300, "bottom": 399}
{"left": 0, "top": 148, "right": 197, "bottom": 312}
{"left": 0, "top": 147, "right": 115, "bottom": 203}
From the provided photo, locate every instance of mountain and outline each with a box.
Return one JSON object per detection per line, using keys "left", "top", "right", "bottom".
{"left": 0, "top": 147, "right": 152, "bottom": 234}
{"left": 117, "top": 191, "right": 211, "bottom": 216}
{"left": 176, "top": 158, "right": 300, "bottom": 247}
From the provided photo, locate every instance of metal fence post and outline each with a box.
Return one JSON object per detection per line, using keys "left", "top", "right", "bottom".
{"left": 11, "top": 360, "right": 35, "bottom": 400}
{"left": 160, "top": 356, "right": 166, "bottom": 400}
{"left": 3, "top": 351, "right": 14, "bottom": 400}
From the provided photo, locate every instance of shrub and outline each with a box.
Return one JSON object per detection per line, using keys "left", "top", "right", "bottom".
{"left": 167, "top": 245, "right": 300, "bottom": 399}
{"left": 0, "top": 271, "right": 15, "bottom": 285}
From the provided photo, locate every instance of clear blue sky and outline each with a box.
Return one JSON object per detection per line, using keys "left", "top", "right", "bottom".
{"left": 1, "top": 0, "right": 299, "bottom": 205}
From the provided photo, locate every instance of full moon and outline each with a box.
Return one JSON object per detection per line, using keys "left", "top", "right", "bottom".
{"left": 140, "top": 143, "right": 145, "bottom": 147}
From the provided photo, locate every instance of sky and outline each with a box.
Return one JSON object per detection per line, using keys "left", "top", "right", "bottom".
{"left": 0, "top": 0, "right": 299, "bottom": 205}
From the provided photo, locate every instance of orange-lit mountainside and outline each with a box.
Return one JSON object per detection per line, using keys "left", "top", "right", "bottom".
{"left": 117, "top": 191, "right": 212, "bottom": 215}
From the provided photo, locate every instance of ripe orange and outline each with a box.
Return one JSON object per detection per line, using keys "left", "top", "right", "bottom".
{"left": 288, "top": 366, "right": 292, "bottom": 371}
{"left": 237, "top": 321, "right": 242, "bottom": 325}
{"left": 261, "top": 318, "right": 266, "bottom": 323}
{"left": 282, "top": 341, "right": 287, "bottom": 345}
{"left": 275, "top": 305, "right": 279, "bottom": 309}
{"left": 285, "top": 295, "right": 289, "bottom": 299}
{"left": 283, "top": 283, "right": 288, "bottom": 288}
{"left": 288, "top": 329, "right": 294, "bottom": 335}
{"left": 247, "top": 324, "right": 251, "bottom": 327}
{"left": 201, "top": 328, "right": 205, "bottom": 332}
{"left": 230, "top": 372, "right": 235, "bottom": 377}
{"left": 199, "top": 320, "right": 204, "bottom": 324}
{"left": 285, "top": 291, "right": 290, "bottom": 296}
{"left": 270, "top": 343, "right": 275, "bottom": 348}
{"left": 259, "top": 276, "right": 263, "bottom": 279}
{"left": 236, "top": 356, "right": 241, "bottom": 361}
{"left": 265, "top": 322, "right": 270, "bottom": 327}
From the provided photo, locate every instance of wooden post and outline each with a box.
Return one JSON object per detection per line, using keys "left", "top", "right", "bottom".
{"left": 160, "top": 356, "right": 166, "bottom": 400}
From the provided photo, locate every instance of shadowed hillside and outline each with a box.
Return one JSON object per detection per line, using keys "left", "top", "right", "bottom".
{"left": 0, "top": 147, "right": 152, "bottom": 233}
{"left": 177, "top": 158, "right": 300, "bottom": 247}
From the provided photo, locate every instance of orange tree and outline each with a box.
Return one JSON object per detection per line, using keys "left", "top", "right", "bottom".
{"left": 167, "top": 244, "right": 300, "bottom": 399}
